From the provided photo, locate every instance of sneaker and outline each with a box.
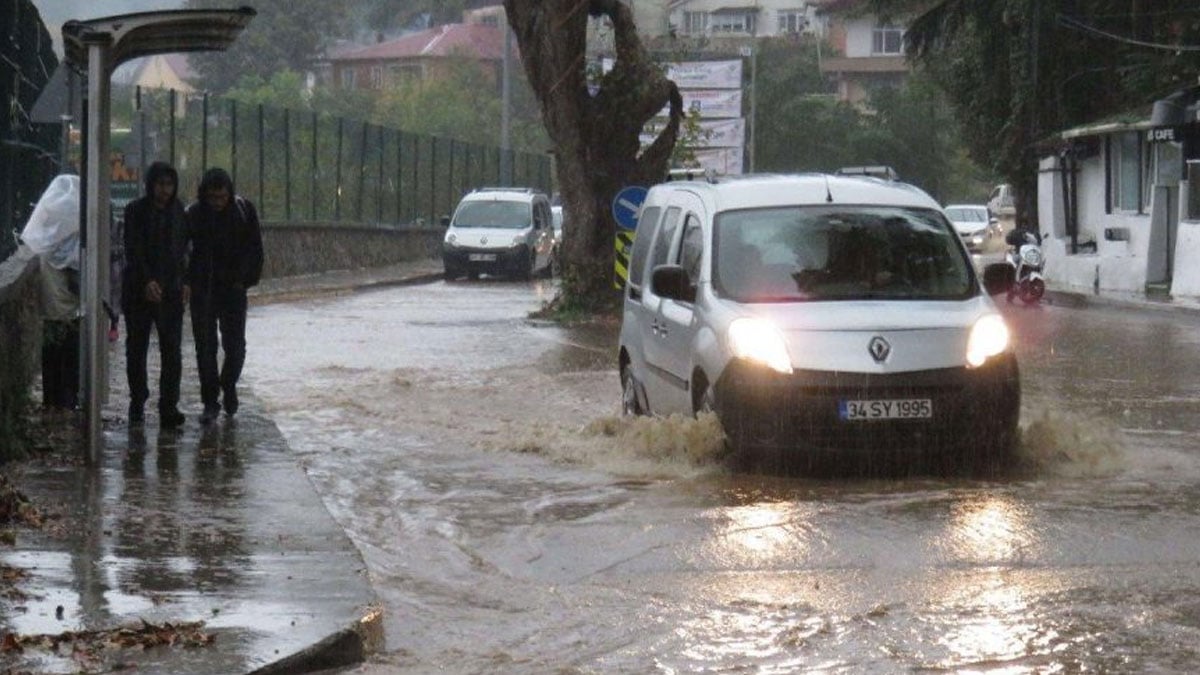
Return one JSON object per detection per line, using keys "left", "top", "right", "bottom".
{"left": 199, "top": 405, "right": 221, "bottom": 425}
{"left": 160, "top": 407, "right": 186, "bottom": 428}
{"left": 128, "top": 405, "right": 145, "bottom": 427}
{"left": 222, "top": 386, "right": 239, "bottom": 416}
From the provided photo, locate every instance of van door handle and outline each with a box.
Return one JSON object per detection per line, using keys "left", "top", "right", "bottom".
{"left": 652, "top": 320, "right": 669, "bottom": 337}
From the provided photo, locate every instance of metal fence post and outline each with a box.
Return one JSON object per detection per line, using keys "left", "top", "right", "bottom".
{"left": 284, "top": 107, "right": 291, "bottom": 221}
{"left": 136, "top": 86, "right": 147, "bottom": 178}
{"left": 335, "top": 117, "right": 344, "bottom": 221}
{"left": 398, "top": 130, "right": 408, "bottom": 224}
{"left": 230, "top": 98, "right": 238, "bottom": 189}
{"left": 448, "top": 138, "right": 456, "bottom": 204}
{"left": 257, "top": 103, "right": 265, "bottom": 218}
{"left": 430, "top": 136, "right": 437, "bottom": 223}
{"left": 357, "top": 121, "right": 367, "bottom": 222}
{"left": 311, "top": 111, "right": 318, "bottom": 220}
{"left": 377, "top": 125, "right": 384, "bottom": 223}
{"left": 201, "top": 92, "right": 208, "bottom": 170}
{"left": 412, "top": 134, "right": 420, "bottom": 223}
{"left": 169, "top": 88, "right": 176, "bottom": 166}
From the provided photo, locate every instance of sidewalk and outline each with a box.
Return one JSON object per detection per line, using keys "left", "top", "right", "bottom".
{"left": 1044, "top": 281, "right": 1200, "bottom": 318}
{"left": 0, "top": 258, "right": 442, "bottom": 674}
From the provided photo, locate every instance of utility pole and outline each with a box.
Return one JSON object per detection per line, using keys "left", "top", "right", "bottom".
{"left": 500, "top": 20, "right": 513, "bottom": 186}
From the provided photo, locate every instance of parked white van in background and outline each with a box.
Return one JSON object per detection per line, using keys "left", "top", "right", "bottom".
{"left": 442, "top": 188, "right": 556, "bottom": 280}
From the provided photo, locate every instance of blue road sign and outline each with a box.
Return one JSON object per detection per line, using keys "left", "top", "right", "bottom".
{"left": 612, "top": 186, "right": 648, "bottom": 230}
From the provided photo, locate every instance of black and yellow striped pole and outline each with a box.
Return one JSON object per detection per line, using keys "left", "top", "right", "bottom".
{"left": 614, "top": 230, "right": 635, "bottom": 290}
{"left": 611, "top": 185, "right": 648, "bottom": 291}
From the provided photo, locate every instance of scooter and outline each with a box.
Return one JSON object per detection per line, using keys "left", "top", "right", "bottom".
{"left": 1004, "top": 229, "right": 1045, "bottom": 305}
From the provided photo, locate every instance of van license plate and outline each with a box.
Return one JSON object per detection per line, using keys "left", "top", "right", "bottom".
{"left": 839, "top": 399, "right": 933, "bottom": 421}
{"left": 469, "top": 253, "right": 497, "bottom": 262}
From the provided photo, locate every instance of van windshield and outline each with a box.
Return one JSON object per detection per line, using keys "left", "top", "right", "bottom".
{"left": 713, "top": 206, "right": 974, "bottom": 302}
{"left": 453, "top": 201, "right": 531, "bottom": 228}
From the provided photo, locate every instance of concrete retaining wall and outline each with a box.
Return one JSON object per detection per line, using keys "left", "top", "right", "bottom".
{"left": 0, "top": 222, "right": 440, "bottom": 456}
{"left": 0, "top": 248, "right": 41, "bottom": 458}
{"left": 261, "top": 222, "right": 443, "bottom": 279}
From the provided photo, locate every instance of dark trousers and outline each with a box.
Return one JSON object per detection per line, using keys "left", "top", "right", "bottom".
{"left": 41, "top": 321, "right": 80, "bottom": 409}
{"left": 124, "top": 299, "right": 184, "bottom": 412}
{"left": 191, "top": 286, "right": 248, "bottom": 410}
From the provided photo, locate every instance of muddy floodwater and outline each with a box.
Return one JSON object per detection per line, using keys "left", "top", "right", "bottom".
{"left": 245, "top": 279, "right": 1200, "bottom": 673}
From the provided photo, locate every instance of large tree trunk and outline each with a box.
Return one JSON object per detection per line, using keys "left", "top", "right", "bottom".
{"left": 503, "top": 0, "right": 683, "bottom": 311}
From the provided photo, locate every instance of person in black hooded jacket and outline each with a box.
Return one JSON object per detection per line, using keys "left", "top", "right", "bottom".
{"left": 122, "top": 161, "right": 189, "bottom": 427}
{"left": 185, "top": 167, "right": 264, "bottom": 423}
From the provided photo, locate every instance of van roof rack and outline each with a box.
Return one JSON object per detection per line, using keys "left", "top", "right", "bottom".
{"left": 666, "top": 167, "right": 720, "bottom": 183}
{"left": 835, "top": 165, "right": 900, "bottom": 181}
{"left": 473, "top": 186, "right": 538, "bottom": 193}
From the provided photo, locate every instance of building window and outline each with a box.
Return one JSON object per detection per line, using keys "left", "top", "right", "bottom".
{"left": 370, "top": 66, "right": 383, "bottom": 89}
{"left": 711, "top": 12, "right": 756, "bottom": 34}
{"left": 683, "top": 11, "right": 707, "bottom": 35}
{"left": 340, "top": 68, "right": 356, "bottom": 89}
{"left": 389, "top": 64, "right": 421, "bottom": 86}
{"left": 1109, "top": 131, "right": 1147, "bottom": 212}
{"left": 872, "top": 24, "right": 904, "bottom": 54}
{"left": 778, "top": 9, "right": 807, "bottom": 34}
{"left": 1187, "top": 161, "right": 1200, "bottom": 221}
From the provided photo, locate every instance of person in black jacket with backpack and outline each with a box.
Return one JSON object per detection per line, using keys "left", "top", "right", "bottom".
{"left": 122, "top": 161, "right": 189, "bottom": 428}
{"left": 185, "top": 167, "right": 264, "bottom": 424}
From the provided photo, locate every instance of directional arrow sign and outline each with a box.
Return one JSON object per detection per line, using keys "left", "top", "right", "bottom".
{"left": 612, "top": 185, "right": 648, "bottom": 231}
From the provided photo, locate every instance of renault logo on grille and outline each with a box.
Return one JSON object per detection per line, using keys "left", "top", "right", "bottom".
{"left": 480, "top": 236, "right": 488, "bottom": 245}
{"left": 868, "top": 336, "right": 891, "bottom": 363}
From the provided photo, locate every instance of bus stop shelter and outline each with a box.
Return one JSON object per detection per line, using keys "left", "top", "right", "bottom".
{"left": 61, "top": 7, "right": 255, "bottom": 460}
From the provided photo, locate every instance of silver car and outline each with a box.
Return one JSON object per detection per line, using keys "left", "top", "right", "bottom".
{"left": 617, "top": 174, "right": 1020, "bottom": 464}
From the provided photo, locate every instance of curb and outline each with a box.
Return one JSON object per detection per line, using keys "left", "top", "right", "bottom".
{"left": 1044, "top": 287, "right": 1200, "bottom": 318}
{"left": 249, "top": 606, "right": 384, "bottom": 675}
{"left": 250, "top": 270, "right": 445, "bottom": 305}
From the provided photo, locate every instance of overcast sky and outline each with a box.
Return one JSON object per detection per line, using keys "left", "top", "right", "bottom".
{"left": 32, "top": 0, "right": 186, "bottom": 52}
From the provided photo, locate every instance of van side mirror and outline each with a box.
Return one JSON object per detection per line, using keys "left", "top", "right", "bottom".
{"left": 651, "top": 265, "right": 695, "bottom": 303}
{"left": 982, "top": 263, "right": 1013, "bottom": 296}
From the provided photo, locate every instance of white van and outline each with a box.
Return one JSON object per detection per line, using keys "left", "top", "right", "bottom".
{"left": 988, "top": 183, "right": 1016, "bottom": 217}
{"left": 442, "top": 188, "right": 556, "bottom": 280}
{"left": 617, "top": 174, "right": 1020, "bottom": 463}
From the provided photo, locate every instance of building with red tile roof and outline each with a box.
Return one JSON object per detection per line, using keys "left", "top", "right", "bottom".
{"left": 323, "top": 23, "right": 506, "bottom": 91}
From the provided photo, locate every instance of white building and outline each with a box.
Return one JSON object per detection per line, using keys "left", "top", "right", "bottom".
{"left": 666, "top": 0, "right": 823, "bottom": 39}
{"left": 1038, "top": 100, "right": 1200, "bottom": 298}
{"left": 815, "top": 0, "right": 909, "bottom": 105}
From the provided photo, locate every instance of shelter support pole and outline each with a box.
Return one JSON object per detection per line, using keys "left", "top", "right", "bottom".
{"left": 83, "top": 38, "right": 112, "bottom": 462}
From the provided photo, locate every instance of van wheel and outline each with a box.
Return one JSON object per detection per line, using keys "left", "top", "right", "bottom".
{"left": 521, "top": 251, "right": 536, "bottom": 280}
{"left": 621, "top": 367, "right": 644, "bottom": 416}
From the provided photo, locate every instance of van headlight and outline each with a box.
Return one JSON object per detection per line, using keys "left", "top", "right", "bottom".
{"left": 966, "top": 314, "right": 1010, "bottom": 368}
{"left": 511, "top": 235, "right": 526, "bottom": 247}
{"left": 728, "top": 318, "right": 793, "bottom": 374}
{"left": 445, "top": 233, "right": 458, "bottom": 247}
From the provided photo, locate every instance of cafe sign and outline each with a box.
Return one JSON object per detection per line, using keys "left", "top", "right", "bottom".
{"left": 1147, "top": 126, "right": 1183, "bottom": 143}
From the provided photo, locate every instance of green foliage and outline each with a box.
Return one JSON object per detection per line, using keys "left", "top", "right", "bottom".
{"left": 670, "top": 109, "right": 708, "bottom": 167}
{"left": 753, "top": 35, "right": 992, "bottom": 204}
{"left": 224, "top": 71, "right": 313, "bottom": 110}
{"left": 896, "top": 0, "right": 1200, "bottom": 206}
{"left": 184, "top": 0, "right": 354, "bottom": 93}
{"left": 370, "top": 59, "right": 548, "bottom": 151}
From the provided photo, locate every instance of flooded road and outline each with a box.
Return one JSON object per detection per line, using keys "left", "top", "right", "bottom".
{"left": 245, "top": 279, "right": 1200, "bottom": 672}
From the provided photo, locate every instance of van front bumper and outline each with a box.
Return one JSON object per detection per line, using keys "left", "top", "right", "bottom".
{"left": 443, "top": 244, "right": 530, "bottom": 275}
{"left": 713, "top": 353, "right": 1019, "bottom": 455}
